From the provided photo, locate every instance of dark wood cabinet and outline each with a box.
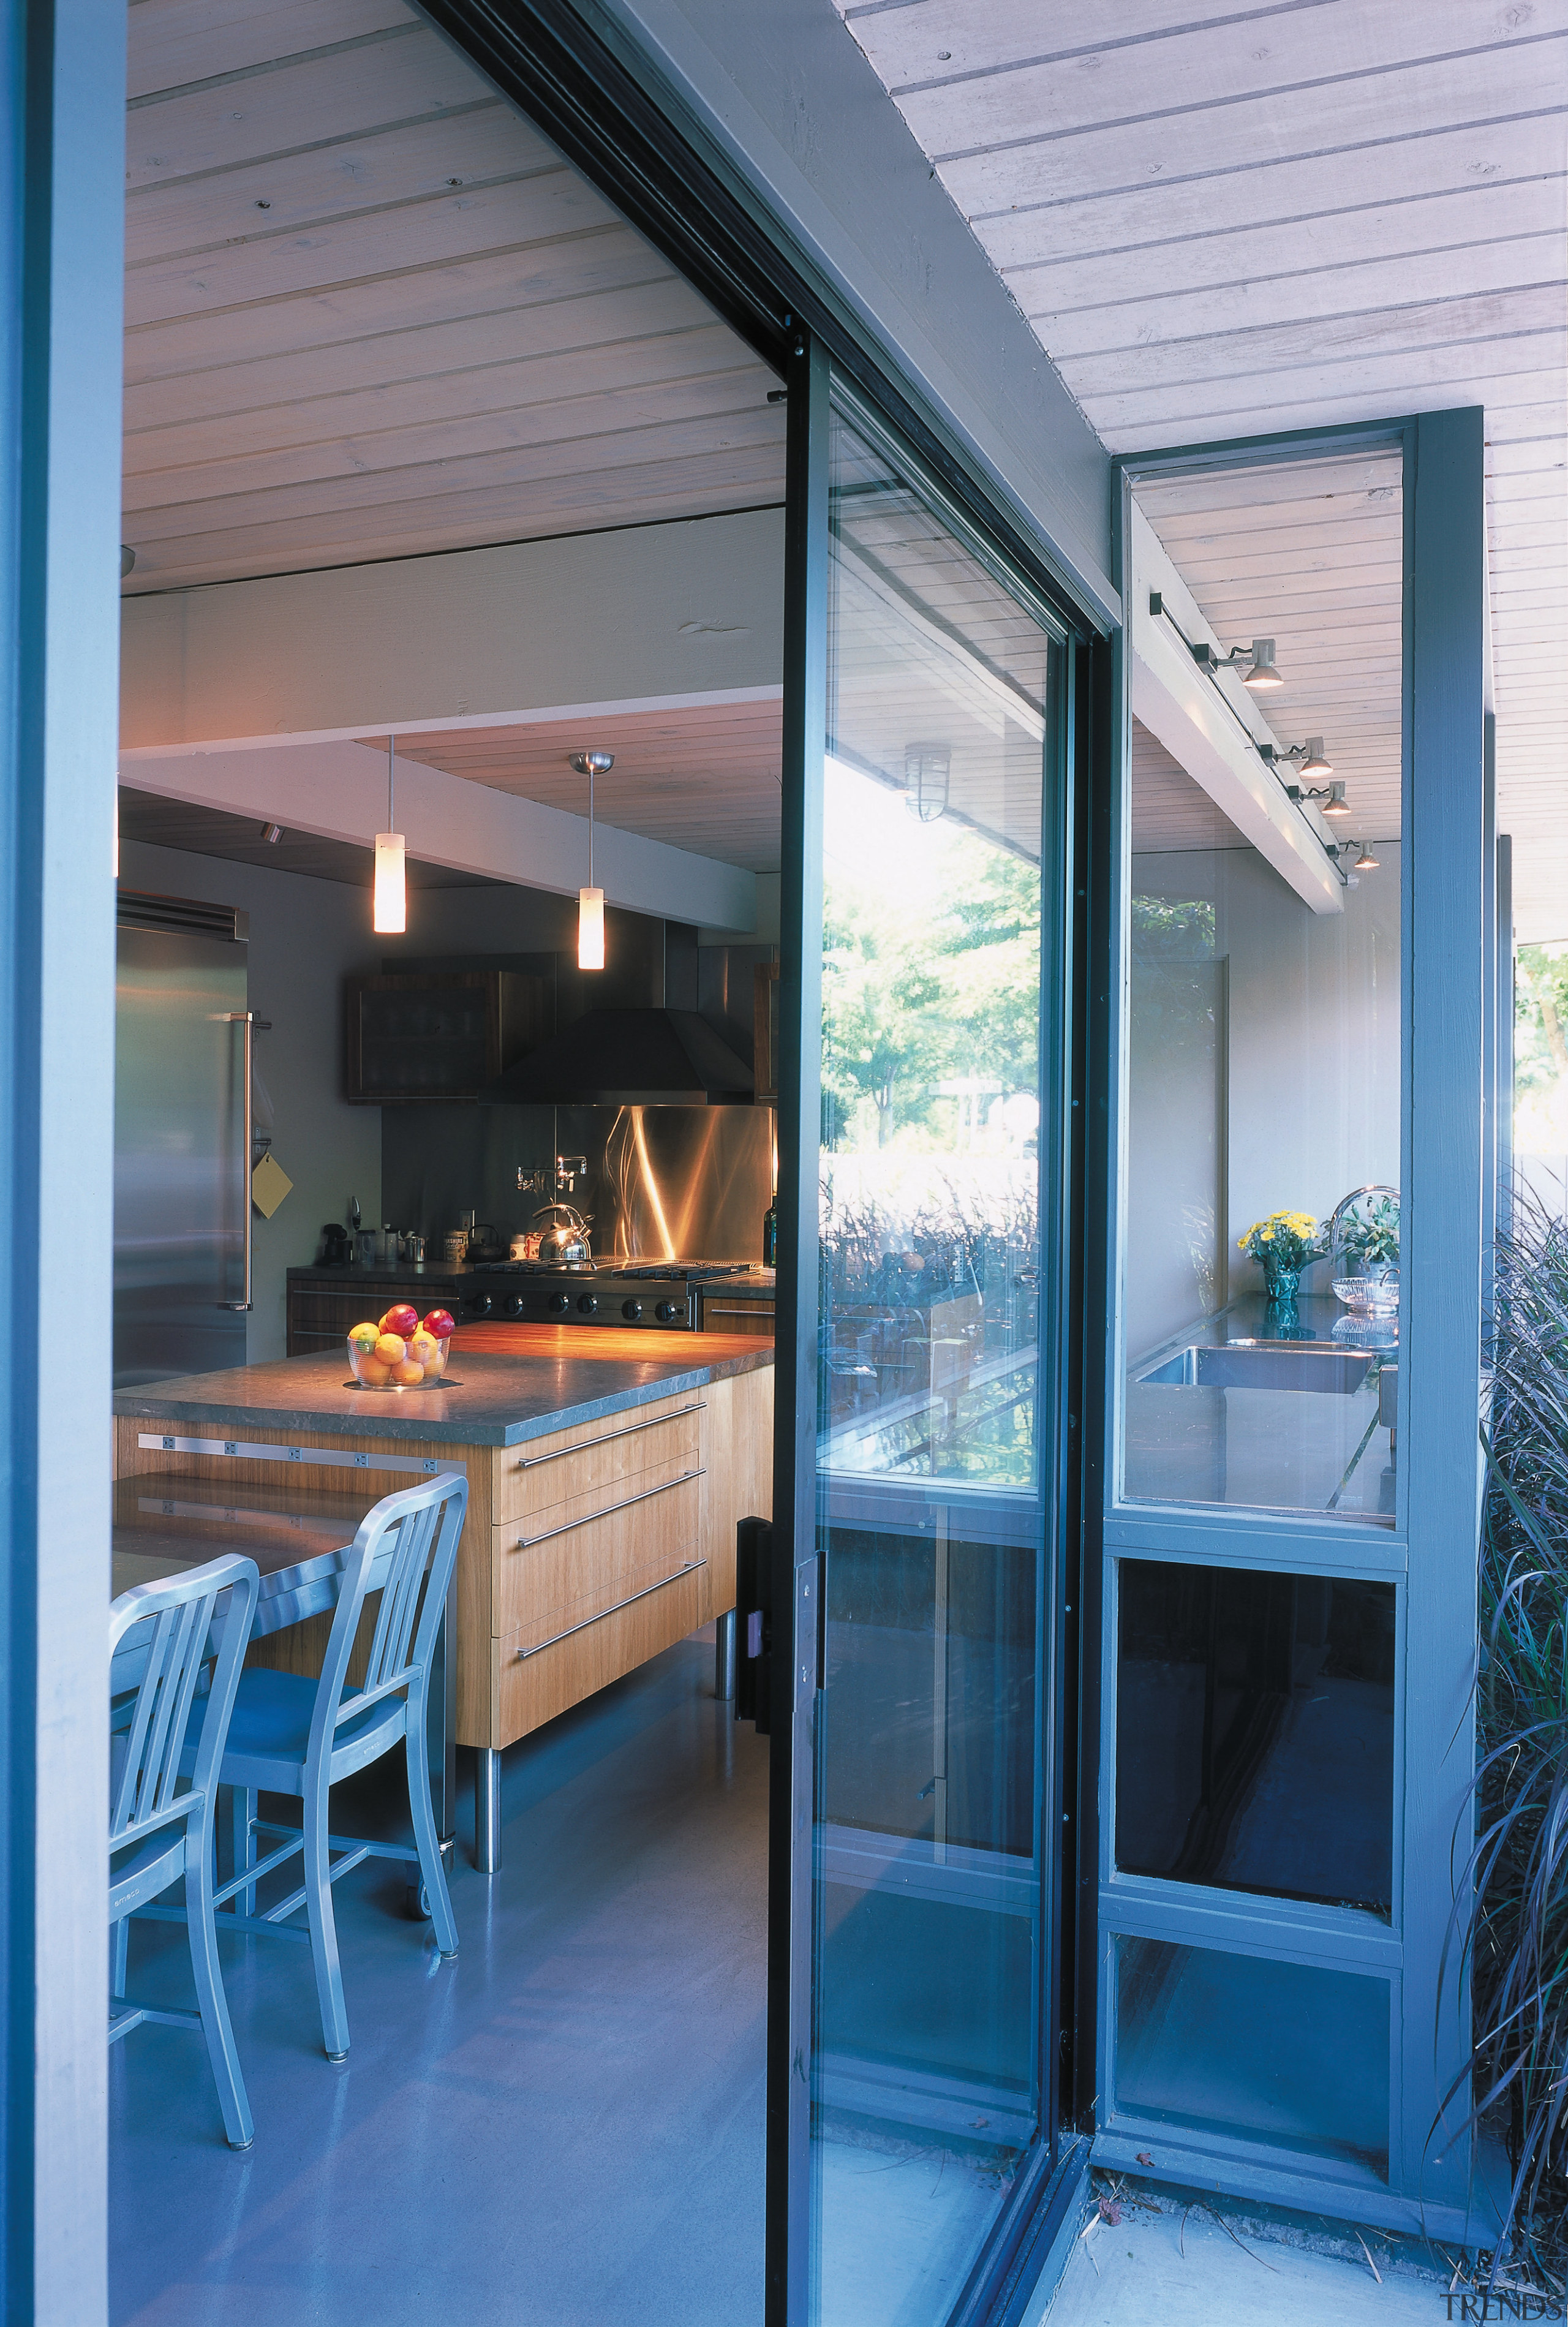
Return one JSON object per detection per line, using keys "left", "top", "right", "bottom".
{"left": 287, "top": 1281, "right": 444, "bottom": 1356}
{"left": 344, "top": 970, "right": 550, "bottom": 1103}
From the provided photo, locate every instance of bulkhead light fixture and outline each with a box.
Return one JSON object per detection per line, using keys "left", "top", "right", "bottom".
{"left": 570, "top": 749, "right": 613, "bottom": 971}
{"left": 904, "top": 744, "right": 950, "bottom": 823}
{"left": 373, "top": 735, "right": 407, "bottom": 935}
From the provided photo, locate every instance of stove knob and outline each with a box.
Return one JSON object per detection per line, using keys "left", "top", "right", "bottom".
{"left": 655, "top": 1300, "right": 682, "bottom": 1323}
{"left": 470, "top": 1294, "right": 493, "bottom": 1319}
{"left": 505, "top": 1294, "right": 527, "bottom": 1318}
{"left": 622, "top": 1299, "right": 643, "bottom": 1321}
{"left": 548, "top": 1293, "right": 571, "bottom": 1315}
{"left": 577, "top": 1293, "right": 598, "bottom": 1316}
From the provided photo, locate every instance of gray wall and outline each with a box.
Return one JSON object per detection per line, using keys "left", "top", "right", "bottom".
{"left": 1128, "top": 843, "right": 1402, "bottom": 1355}
{"left": 118, "top": 839, "right": 384, "bottom": 1361}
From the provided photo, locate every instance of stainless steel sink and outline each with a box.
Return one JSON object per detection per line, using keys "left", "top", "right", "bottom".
{"left": 1137, "top": 1339, "right": 1376, "bottom": 1394}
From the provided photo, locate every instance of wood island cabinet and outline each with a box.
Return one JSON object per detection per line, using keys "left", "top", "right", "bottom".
{"left": 112, "top": 1355, "right": 773, "bottom": 1760}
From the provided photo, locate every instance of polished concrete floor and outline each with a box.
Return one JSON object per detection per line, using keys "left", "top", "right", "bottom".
{"left": 110, "top": 1626, "right": 769, "bottom": 2327}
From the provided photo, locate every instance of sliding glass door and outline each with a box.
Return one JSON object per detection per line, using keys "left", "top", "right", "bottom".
{"left": 771, "top": 341, "right": 1076, "bottom": 2327}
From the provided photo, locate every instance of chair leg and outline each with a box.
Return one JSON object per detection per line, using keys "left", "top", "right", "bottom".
{"left": 303, "top": 1781, "right": 350, "bottom": 2061}
{"left": 231, "top": 1787, "right": 258, "bottom": 1916}
{"left": 184, "top": 1831, "right": 254, "bottom": 2151}
{"left": 405, "top": 1711, "right": 458, "bottom": 1958}
{"left": 110, "top": 1916, "right": 129, "bottom": 2000}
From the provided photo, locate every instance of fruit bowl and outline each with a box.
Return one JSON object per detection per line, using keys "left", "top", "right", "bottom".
{"left": 347, "top": 1306, "right": 456, "bottom": 1390}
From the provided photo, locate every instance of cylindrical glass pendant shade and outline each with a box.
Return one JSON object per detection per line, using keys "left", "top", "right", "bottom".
{"left": 578, "top": 886, "right": 605, "bottom": 970}
{"left": 373, "top": 831, "right": 406, "bottom": 933}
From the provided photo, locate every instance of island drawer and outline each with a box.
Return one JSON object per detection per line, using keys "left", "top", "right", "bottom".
{"left": 492, "top": 1466, "right": 702, "bottom": 1640}
{"left": 491, "top": 1392, "right": 703, "bottom": 1526}
{"left": 496, "top": 1556, "right": 706, "bottom": 1746}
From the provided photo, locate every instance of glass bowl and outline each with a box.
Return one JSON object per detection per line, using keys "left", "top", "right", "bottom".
{"left": 1332, "top": 1275, "right": 1400, "bottom": 1314}
{"left": 347, "top": 1331, "right": 451, "bottom": 1390}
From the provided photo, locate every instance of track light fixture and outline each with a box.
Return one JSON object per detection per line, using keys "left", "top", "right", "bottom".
{"left": 1189, "top": 633, "right": 1283, "bottom": 690}
{"left": 1353, "top": 842, "right": 1380, "bottom": 871}
{"left": 1286, "top": 776, "right": 1350, "bottom": 817}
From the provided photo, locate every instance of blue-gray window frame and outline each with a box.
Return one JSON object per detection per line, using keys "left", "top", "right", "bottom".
{"left": 769, "top": 331, "right": 1103, "bottom": 2327}
{"left": 1087, "top": 412, "right": 1488, "bottom": 2242}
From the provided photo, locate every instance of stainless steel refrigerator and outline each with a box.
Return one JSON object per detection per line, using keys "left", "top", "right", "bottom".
{"left": 114, "top": 892, "right": 252, "bottom": 1389}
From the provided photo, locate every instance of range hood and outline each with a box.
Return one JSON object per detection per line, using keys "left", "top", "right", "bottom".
{"left": 480, "top": 1007, "right": 754, "bottom": 1105}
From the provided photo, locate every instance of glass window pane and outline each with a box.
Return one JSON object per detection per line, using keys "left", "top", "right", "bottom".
{"left": 1114, "top": 1937, "right": 1390, "bottom": 2177}
{"left": 1121, "top": 451, "right": 1404, "bottom": 1523}
{"left": 1116, "top": 1561, "right": 1395, "bottom": 1914}
{"left": 811, "top": 403, "right": 1055, "bottom": 2327}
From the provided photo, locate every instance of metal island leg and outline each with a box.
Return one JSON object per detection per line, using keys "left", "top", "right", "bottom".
{"left": 475, "top": 1746, "right": 502, "bottom": 1873}
{"left": 715, "top": 1606, "right": 737, "bottom": 1701}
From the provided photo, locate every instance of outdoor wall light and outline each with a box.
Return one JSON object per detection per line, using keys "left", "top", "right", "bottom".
{"left": 570, "top": 749, "right": 613, "bottom": 970}
{"left": 904, "top": 744, "right": 951, "bottom": 822}
{"left": 373, "top": 736, "right": 407, "bottom": 935}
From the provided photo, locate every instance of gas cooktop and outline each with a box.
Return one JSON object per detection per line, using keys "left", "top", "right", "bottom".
{"left": 471, "top": 1258, "right": 762, "bottom": 1280}
{"left": 463, "top": 1257, "right": 770, "bottom": 1329}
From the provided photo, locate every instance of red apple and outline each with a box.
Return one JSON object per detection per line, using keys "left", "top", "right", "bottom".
{"left": 380, "top": 1303, "right": 420, "bottom": 1338}
{"left": 422, "top": 1308, "right": 456, "bottom": 1340}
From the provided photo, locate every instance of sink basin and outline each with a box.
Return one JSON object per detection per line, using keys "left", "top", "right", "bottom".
{"left": 1137, "top": 1339, "right": 1376, "bottom": 1395}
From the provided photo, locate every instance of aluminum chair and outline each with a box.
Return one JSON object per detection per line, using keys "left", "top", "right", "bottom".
{"left": 109, "top": 1552, "right": 260, "bottom": 2151}
{"left": 214, "top": 1472, "right": 467, "bottom": 2061}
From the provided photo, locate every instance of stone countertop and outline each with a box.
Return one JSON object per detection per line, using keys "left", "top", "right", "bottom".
{"left": 113, "top": 1329, "right": 774, "bottom": 1450}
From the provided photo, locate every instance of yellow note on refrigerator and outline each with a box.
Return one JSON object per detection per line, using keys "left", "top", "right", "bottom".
{"left": 251, "top": 1152, "right": 293, "bottom": 1218}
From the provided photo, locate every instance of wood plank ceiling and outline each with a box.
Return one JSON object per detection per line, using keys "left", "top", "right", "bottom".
{"left": 123, "top": 0, "right": 786, "bottom": 592}
{"left": 834, "top": 0, "right": 1568, "bottom": 938}
{"left": 122, "top": 0, "right": 788, "bottom": 879}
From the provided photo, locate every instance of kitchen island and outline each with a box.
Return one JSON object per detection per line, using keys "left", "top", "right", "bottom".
{"left": 113, "top": 1328, "right": 774, "bottom": 1867}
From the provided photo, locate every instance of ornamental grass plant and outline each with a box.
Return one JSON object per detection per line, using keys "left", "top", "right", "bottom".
{"left": 1446, "top": 1187, "right": 1568, "bottom": 2276}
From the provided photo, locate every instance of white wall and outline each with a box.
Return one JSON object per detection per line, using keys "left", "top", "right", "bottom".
{"left": 119, "top": 840, "right": 383, "bottom": 1361}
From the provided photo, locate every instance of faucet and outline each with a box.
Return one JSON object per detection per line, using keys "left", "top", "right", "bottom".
{"left": 516, "top": 1155, "right": 590, "bottom": 1198}
{"left": 1326, "top": 1184, "right": 1400, "bottom": 1258}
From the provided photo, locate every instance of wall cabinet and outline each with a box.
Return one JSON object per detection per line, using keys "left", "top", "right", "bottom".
{"left": 344, "top": 970, "right": 550, "bottom": 1102}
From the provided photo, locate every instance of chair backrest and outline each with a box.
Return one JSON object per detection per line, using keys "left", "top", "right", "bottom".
{"left": 309, "top": 1472, "right": 469, "bottom": 1760}
{"left": 110, "top": 1553, "right": 259, "bottom": 1851}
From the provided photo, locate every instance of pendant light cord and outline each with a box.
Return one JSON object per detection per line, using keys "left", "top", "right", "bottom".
{"left": 388, "top": 733, "right": 395, "bottom": 829}
{"left": 588, "top": 766, "right": 594, "bottom": 888}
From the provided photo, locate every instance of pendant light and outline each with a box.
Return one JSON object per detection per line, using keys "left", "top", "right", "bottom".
{"left": 570, "top": 750, "right": 612, "bottom": 970}
{"left": 374, "top": 734, "right": 406, "bottom": 934}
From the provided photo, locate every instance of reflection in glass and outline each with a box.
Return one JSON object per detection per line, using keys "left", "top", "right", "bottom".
{"left": 1116, "top": 1562, "right": 1395, "bottom": 1914}
{"left": 1121, "top": 452, "right": 1404, "bottom": 1524}
{"left": 811, "top": 407, "right": 1054, "bottom": 2327}
{"left": 1115, "top": 1937, "right": 1390, "bottom": 2177}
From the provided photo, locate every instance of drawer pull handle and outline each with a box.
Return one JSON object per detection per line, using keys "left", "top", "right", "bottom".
{"left": 701, "top": 1307, "right": 774, "bottom": 1321}
{"left": 513, "top": 1468, "right": 704, "bottom": 1550}
{"left": 513, "top": 1402, "right": 705, "bottom": 1470}
{"left": 515, "top": 1560, "right": 706, "bottom": 1659}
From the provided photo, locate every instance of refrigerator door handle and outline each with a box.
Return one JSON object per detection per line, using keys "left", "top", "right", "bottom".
{"left": 224, "top": 1011, "right": 254, "bottom": 1311}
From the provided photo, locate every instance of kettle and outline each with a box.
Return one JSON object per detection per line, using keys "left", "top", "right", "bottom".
{"left": 532, "top": 1203, "right": 594, "bottom": 1267}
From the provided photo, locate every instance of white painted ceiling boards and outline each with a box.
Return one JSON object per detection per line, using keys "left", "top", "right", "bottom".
{"left": 834, "top": 0, "right": 1568, "bottom": 938}
{"left": 122, "top": 0, "right": 788, "bottom": 894}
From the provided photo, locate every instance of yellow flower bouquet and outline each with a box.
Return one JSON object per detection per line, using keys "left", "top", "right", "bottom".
{"left": 1237, "top": 1209, "right": 1324, "bottom": 1308}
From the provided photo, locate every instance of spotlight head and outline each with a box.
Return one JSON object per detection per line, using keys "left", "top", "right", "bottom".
{"left": 1321, "top": 780, "right": 1351, "bottom": 818}
{"left": 1354, "top": 843, "right": 1380, "bottom": 871}
{"left": 1242, "top": 636, "right": 1283, "bottom": 690}
{"left": 1300, "top": 737, "right": 1333, "bottom": 779}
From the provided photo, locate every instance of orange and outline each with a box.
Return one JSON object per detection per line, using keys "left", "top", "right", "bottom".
{"left": 355, "top": 1356, "right": 390, "bottom": 1386}
{"left": 374, "top": 1333, "right": 405, "bottom": 1366}
{"left": 392, "top": 1359, "right": 424, "bottom": 1387}
{"left": 409, "top": 1330, "right": 439, "bottom": 1367}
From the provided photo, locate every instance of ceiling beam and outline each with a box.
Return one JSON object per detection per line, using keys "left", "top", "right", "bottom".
{"left": 118, "top": 738, "right": 756, "bottom": 932}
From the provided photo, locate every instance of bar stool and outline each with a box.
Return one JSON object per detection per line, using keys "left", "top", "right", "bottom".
{"left": 109, "top": 1552, "right": 260, "bottom": 2151}
{"left": 213, "top": 1472, "right": 468, "bottom": 2061}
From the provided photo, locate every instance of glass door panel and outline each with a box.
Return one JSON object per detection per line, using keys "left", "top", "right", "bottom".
{"left": 810, "top": 399, "right": 1062, "bottom": 2327}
